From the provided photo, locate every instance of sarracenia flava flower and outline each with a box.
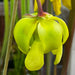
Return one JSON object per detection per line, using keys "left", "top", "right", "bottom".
{"left": 34, "top": 0, "right": 72, "bottom": 15}
{"left": 62, "top": 0, "right": 72, "bottom": 10}
{"left": 13, "top": 12, "right": 69, "bottom": 71}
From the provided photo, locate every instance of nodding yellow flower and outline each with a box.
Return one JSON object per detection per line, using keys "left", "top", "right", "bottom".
{"left": 14, "top": 12, "right": 69, "bottom": 71}
{"left": 62, "top": 0, "right": 72, "bottom": 10}
{"left": 50, "top": 0, "right": 61, "bottom": 15}
{"left": 34, "top": 0, "right": 45, "bottom": 11}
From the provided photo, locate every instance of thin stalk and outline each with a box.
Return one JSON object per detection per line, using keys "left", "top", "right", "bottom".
{"left": 3, "top": 0, "right": 18, "bottom": 75}
{"left": 61, "top": 0, "right": 75, "bottom": 74}
{"left": 21, "top": 0, "right": 26, "bottom": 16}
{"left": 27, "top": 0, "right": 30, "bottom": 13}
{"left": 18, "top": 0, "right": 21, "bottom": 19}
{"left": 10, "top": 0, "right": 14, "bottom": 19}
{"left": 37, "top": 0, "right": 43, "bottom": 16}
{"left": 46, "top": 0, "right": 51, "bottom": 75}
{"left": 0, "top": 0, "right": 9, "bottom": 62}
{"left": 54, "top": 65, "right": 57, "bottom": 75}
{"left": 46, "top": 53, "right": 51, "bottom": 75}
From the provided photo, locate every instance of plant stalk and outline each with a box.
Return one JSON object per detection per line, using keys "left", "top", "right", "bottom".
{"left": 0, "top": 0, "right": 9, "bottom": 62}
{"left": 3, "top": 0, "right": 18, "bottom": 75}
{"left": 46, "top": 53, "right": 51, "bottom": 75}
{"left": 21, "top": 0, "right": 26, "bottom": 16}
{"left": 45, "top": 0, "right": 51, "bottom": 75}
{"left": 37, "top": 0, "right": 43, "bottom": 16}
{"left": 61, "top": 0, "right": 75, "bottom": 74}
{"left": 27, "top": 0, "right": 30, "bottom": 13}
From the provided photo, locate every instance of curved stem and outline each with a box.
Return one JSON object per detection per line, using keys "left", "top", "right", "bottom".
{"left": 37, "top": 0, "right": 43, "bottom": 16}
{"left": 3, "top": 0, "right": 18, "bottom": 75}
{"left": 0, "top": 0, "right": 9, "bottom": 62}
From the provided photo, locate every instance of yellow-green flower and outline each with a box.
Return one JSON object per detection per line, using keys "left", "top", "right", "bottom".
{"left": 34, "top": 0, "right": 72, "bottom": 15}
{"left": 62, "top": 0, "right": 72, "bottom": 10}
{"left": 13, "top": 12, "right": 69, "bottom": 71}
{"left": 34, "top": 0, "right": 61, "bottom": 15}
{"left": 34, "top": 0, "right": 45, "bottom": 11}
{"left": 50, "top": 0, "right": 61, "bottom": 15}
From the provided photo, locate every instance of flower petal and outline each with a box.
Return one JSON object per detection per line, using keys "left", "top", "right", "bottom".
{"left": 13, "top": 18, "right": 38, "bottom": 54}
{"left": 62, "top": 0, "right": 72, "bottom": 10}
{"left": 50, "top": 0, "right": 61, "bottom": 15}
{"left": 54, "top": 44, "right": 63, "bottom": 65}
{"left": 38, "top": 19, "right": 62, "bottom": 53}
{"left": 25, "top": 41, "right": 44, "bottom": 71}
{"left": 48, "top": 16, "right": 69, "bottom": 44}
{"left": 34, "top": 0, "right": 45, "bottom": 11}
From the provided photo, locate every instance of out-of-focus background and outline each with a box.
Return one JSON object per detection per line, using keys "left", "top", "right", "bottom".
{"left": 0, "top": 0, "right": 75, "bottom": 75}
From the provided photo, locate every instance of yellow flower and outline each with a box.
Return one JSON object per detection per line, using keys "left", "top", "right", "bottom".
{"left": 62, "top": 0, "right": 72, "bottom": 10}
{"left": 13, "top": 12, "right": 69, "bottom": 71}
{"left": 34, "top": 0, "right": 61, "bottom": 15}
{"left": 34, "top": 0, "right": 72, "bottom": 15}
{"left": 34, "top": 0, "right": 45, "bottom": 11}
{"left": 50, "top": 0, "right": 61, "bottom": 15}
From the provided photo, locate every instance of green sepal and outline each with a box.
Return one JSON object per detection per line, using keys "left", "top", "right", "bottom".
{"left": 13, "top": 18, "right": 38, "bottom": 54}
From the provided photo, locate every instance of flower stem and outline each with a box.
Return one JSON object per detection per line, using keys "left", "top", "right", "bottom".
{"left": 27, "top": 0, "right": 30, "bottom": 13}
{"left": 37, "top": 0, "right": 43, "bottom": 16}
{"left": 21, "top": 0, "right": 26, "bottom": 16}
{"left": 3, "top": 0, "right": 18, "bottom": 75}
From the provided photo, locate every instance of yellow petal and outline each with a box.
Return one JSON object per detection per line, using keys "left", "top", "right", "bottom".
{"left": 13, "top": 18, "right": 38, "bottom": 54}
{"left": 51, "top": 50, "right": 57, "bottom": 55}
{"left": 48, "top": 16, "right": 69, "bottom": 44}
{"left": 54, "top": 44, "right": 63, "bottom": 65}
{"left": 50, "top": 0, "right": 61, "bottom": 15}
{"left": 34, "top": 0, "right": 45, "bottom": 11}
{"left": 38, "top": 19, "right": 62, "bottom": 54}
{"left": 25, "top": 41, "right": 44, "bottom": 71}
{"left": 62, "top": 0, "right": 72, "bottom": 10}
{"left": 50, "top": 0, "right": 54, "bottom": 2}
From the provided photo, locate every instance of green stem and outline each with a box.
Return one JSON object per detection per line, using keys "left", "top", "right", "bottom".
{"left": 27, "top": 0, "right": 30, "bottom": 13}
{"left": 10, "top": 0, "right": 14, "bottom": 19}
{"left": 3, "top": 0, "right": 18, "bottom": 75}
{"left": 45, "top": 0, "right": 51, "bottom": 75}
{"left": 21, "top": 0, "right": 26, "bottom": 16}
{"left": 37, "top": 0, "right": 43, "bottom": 16}
{"left": 46, "top": 53, "right": 51, "bottom": 75}
{"left": 0, "top": 0, "right": 9, "bottom": 62}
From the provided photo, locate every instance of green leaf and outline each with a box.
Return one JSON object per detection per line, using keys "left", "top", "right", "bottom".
{"left": 25, "top": 41, "right": 44, "bottom": 71}
{"left": 13, "top": 18, "right": 38, "bottom": 54}
{"left": 38, "top": 19, "right": 62, "bottom": 54}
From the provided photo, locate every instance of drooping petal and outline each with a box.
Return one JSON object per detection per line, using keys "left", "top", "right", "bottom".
{"left": 13, "top": 18, "right": 38, "bottom": 54}
{"left": 38, "top": 19, "right": 62, "bottom": 53}
{"left": 62, "top": 0, "right": 72, "bottom": 10}
{"left": 50, "top": 0, "right": 61, "bottom": 15}
{"left": 48, "top": 16, "right": 69, "bottom": 44}
{"left": 34, "top": 0, "right": 45, "bottom": 11}
{"left": 25, "top": 41, "right": 44, "bottom": 71}
{"left": 54, "top": 44, "right": 63, "bottom": 65}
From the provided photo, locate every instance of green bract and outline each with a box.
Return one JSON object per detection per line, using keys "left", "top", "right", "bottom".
{"left": 13, "top": 13, "right": 69, "bottom": 71}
